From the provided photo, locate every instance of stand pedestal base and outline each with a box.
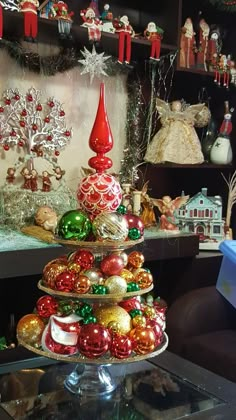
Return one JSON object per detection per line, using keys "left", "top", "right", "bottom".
{"left": 64, "top": 364, "right": 117, "bottom": 396}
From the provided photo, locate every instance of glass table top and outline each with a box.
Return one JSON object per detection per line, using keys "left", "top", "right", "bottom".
{"left": 0, "top": 357, "right": 224, "bottom": 420}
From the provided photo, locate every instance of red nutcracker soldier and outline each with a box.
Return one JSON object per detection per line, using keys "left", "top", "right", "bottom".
{"left": 179, "top": 18, "right": 196, "bottom": 68}
{"left": 80, "top": 7, "right": 102, "bottom": 45}
{"left": 113, "top": 15, "right": 134, "bottom": 65}
{"left": 144, "top": 22, "right": 164, "bottom": 61}
{"left": 20, "top": 0, "right": 39, "bottom": 42}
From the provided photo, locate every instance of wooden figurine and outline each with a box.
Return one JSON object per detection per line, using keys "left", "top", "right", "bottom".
{"left": 207, "top": 25, "right": 223, "bottom": 72}
{"left": 30, "top": 168, "right": 38, "bottom": 191}
{"left": 196, "top": 18, "right": 210, "bottom": 71}
{"left": 144, "top": 98, "right": 205, "bottom": 165}
{"left": 35, "top": 206, "right": 58, "bottom": 233}
{"left": 113, "top": 15, "right": 134, "bottom": 65}
{"left": 19, "top": 0, "right": 39, "bottom": 42}
{"left": 154, "top": 195, "right": 189, "bottom": 231}
{"left": 139, "top": 182, "right": 158, "bottom": 227}
{"left": 144, "top": 22, "right": 164, "bottom": 61}
{"left": 6, "top": 167, "right": 16, "bottom": 184}
{"left": 20, "top": 167, "right": 31, "bottom": 189}
{"left": 80, "top": 7, "right": 102, "bottom": 45}
{"left": 179, "top": 17, "right": 196, "bottom": 68}
{"left": 42, "top": 170, "right": 52, "bottom": 192}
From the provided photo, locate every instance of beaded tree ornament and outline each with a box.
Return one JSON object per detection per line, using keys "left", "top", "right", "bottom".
{"left": 77, "top": 83, "right": 122, "bottom": 217}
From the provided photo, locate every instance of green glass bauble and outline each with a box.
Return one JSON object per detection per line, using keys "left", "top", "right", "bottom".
{"left": 116, "top": 205, "right": 127, "bottom": 215}
{"left": 127, "top": 282, "right": 140, "bottom": 292}
{"left": 128, "top": 228, "right": 141, "bottom": 240}
{"left": 83, "top": 315, "right": 97, "bottom": 324}
{"left": 92, "top": 284, "right": 109, "bottom": 295}
{"left": 57, "top": 210, "right": 92, "bottom": 240}
{"left": 129, "top": 309, "right": 143, "bottom": 318}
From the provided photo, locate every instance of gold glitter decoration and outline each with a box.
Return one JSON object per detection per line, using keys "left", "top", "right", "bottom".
{"left": 104, "top": 276, "right": 127, "bottom": 294}
{"left": 94, "top": 304, "right": 132, "bottom": 335}
{"left": 17, "top": 314, "right": 45, "bottom": 346}
{"left": 120, "top": 268, "right": 135, "bottom": 283}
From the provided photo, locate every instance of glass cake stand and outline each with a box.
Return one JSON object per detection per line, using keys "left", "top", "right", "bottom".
{"left": 18, "top": 238, "right": 168, "bottom": 396}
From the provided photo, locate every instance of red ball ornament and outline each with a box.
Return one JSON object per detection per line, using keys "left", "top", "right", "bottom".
{"left": 43, "top": 258, "right": 68, "bottom": 289}
{"left": 32, "top": 124, "right": 38, "bottom": 131}
{"left": 48, "top": 101, "right": 54, "bottom": 107}
{"left": 64, "top": 130, "right": 71, "bottom": 137}
{"left": 44, "top": 116, "right": 50, "bottom": 123}
{"left": 36, "top": 295, "right": 58, "bottom": 318}
{"left": 5, "top": 98, "right": 11, "bottom": 105}
{"left": 124, "top": 214, "right": 145, "bottom": 236}
{"left": 55, "top": 150, "right": 60, "bottom": 156}
{"left": 0, "top": 106, "right": 4, "bottom": 112}
{"left": 3, "top": 144, "right": 10, "bottom": 151}
{"left": 18, "top": 140, "right": 24, "bottom": 147}
{"left": 100, "top": 254, "right": 125, "bottom": 276}
{"left": 21, "top": 109, "right": 27, "bottom": 116}
{"left": 147, "top": 319, "right": 163, "bottom": 346}
{"left": 55, "top": 271, "right": 76, "bottom": 292}
{"left": 110, "top": 334, "right": 133, "bottom": 359}
{"left": 78, "top": 173, "right": 122, "bottom": 216}
{"left": 36, "top": 104, "right": 42, "bottom": 111}
{"left": 27, "top": 94, "right": 33, "bottom": 102}
{"left": 46, "top": 135, "right": 53, "bottom": 141}
{"left": 78, "top": 324, "right": 111, "bottom": 358}
{"left": 20, "top": 120, "right": 25, "bottom": 127}
{"left": 60, "top": 110, "right": 65, "bottom": 116}
{"left": 11, "top": 130, "right": 17, "bottom": 137}
{"left": 14, "top": 94, "right": 20, "bottom": 100}
{"left": 119, "top": 297, "right": 142, "bottom": 312}
{"left": 71, "top": 250, "right": 94, "bottom": 270}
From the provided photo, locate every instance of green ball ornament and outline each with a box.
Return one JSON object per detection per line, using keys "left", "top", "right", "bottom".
{"left": 57, "top": 210, "right": 92, "bottom": 240}
{"left": 127, "top": 282, "right": 140, "bottom": 292}
{"left": 117, "top": 205, "right": 127, "bottom": 215}
{"left": 92, "top": 284, "right": 109, "bottom": 295}
{"left": 79, "top": 303, "right": 93, "bottom": 317}
{"left": 128, "top": 227, "right": 141, "bottom": 240}
{"left": 129, "top": 309, "right": 143, "bottom": 318}
{"left": 83, "top": 315, "right": 97, "bottom": 324}
{"left": 58, "top": 302, "right": 73, "bottom": 316}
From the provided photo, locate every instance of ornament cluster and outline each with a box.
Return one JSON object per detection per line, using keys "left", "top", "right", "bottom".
{"left": 42, "top": 249, "right": 152, "bottom": 295}
{"left": 57, "top": 208, "right": 144, "bottom": 242}
{"left": 17, "top": 291, "right": 166, "bottom": 359}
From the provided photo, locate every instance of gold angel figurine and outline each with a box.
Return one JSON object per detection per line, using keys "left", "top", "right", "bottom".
{"left": 153, "top": 195, "right": 189, "bottom": 231}
{"left": 144, "top": 99, "right": 206, "bottom": 164}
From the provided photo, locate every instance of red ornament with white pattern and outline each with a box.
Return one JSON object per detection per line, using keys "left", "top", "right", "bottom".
{"left": 77, "top": 83, "right": 122, "bottom": 216}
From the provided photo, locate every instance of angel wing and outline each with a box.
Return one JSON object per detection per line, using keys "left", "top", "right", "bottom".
{"left": 151, "top": 198, "right": 166, "bottom": 213}
{"left": 172, "top": 195, "right": 190, "bottom": 209}
{"left": 156, "top": 98, "right": 170, "bottom": 118}
{"left": 185, "top": 103, "right": 205, "bottom": 118}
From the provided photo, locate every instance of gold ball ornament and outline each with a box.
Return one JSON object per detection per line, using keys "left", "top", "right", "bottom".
{"left": 130, "top": 326, "right": 156, "bottom": 355}
{"left": 132, "top": 315, "right": 147, "bottom": 328}
{"left": 73, "top": 275, "right": 91, "bottom": 294}
{"left": 94, "top": 304, "right": 132, "bottom": 335}
{"left": 143, "top": 306, "right": 156, "bottom": 319}
{"left": 84, "top": 268, "right": 104, "bottom": 284}
{"left": 134, "top": 271, "right": 153, "bottom": 289}
{"left": 128, "top": 251, "right": 145, "bottom": 268}
{"left": 107, "top": 321, "right": 122, "bottom": 334}
{"left": 17, "top": 314, "right": 45, "bottom": 346}
{"left": 67, "top": 262, "right": 81, "bottom": 274}
{"left": 194, "top": 105, "right": 211, "bottom": 128}
{"left": 120, "top": 268, "right": 135, "bottom": 283}
{"left": 42, "top": 262, "right": 67, "bottom": 288}
{"left": 104, "top": 276, "right": 127, "bottom": 294}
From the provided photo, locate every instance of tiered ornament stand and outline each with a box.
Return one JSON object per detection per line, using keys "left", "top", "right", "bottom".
{"left": 18, "top": 238, "right": 168, "bottom": 396}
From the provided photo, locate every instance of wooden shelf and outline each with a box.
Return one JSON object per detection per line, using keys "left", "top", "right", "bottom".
{"left": 2, "top": 11, "right": 177, "bottom": 61}
{"left": 141, "top": 162, "right": 234, "bottom": 169}
{"left": 176, "top": 66, "right": 214, "bottom": 78}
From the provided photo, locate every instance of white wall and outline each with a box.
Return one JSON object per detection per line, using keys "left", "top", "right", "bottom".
{"left": 0, "top": 47, "right": 127, "bottom": 194}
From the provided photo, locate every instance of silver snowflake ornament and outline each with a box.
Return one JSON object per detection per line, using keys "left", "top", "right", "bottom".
{"left": 78, "top": 46, "right": 111, "bottom": 84}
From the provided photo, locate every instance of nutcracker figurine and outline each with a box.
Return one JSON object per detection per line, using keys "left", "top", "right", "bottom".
{"left": 19, "top": 0, "right": 39, "bottom": 42}
{"left": 207, "top": 26, "right": 223, "bottom": 71}
{"left": 144, "top": 22, "right": 164, "bottom": 61}
{"left": 80, "top": 7, "right": 102, "bottom": 44}
{"left": 214, "top": 54, "right": 231, "bottom": 88}
{"left": 179, "top": 17, "right": 196, "bottom": 68}
{"left": 113, "top": 15, "right": 134, "bottom": 65}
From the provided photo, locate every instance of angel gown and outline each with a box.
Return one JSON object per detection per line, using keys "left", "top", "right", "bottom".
{"left": 144, "top": 99, "right": 204, "bottom": 165}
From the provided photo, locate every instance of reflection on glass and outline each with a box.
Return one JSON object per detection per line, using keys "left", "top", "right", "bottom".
{"left": 0, "top": 361, "right": 224, "bottom": 420}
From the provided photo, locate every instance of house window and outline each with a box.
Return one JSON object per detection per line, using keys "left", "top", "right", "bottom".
{"left": 213, "top": 225, "right": 221, "bottom": 234}
{"left": 210, "top": 210, "right": 213, "bottom": 218}
{"left": 194, "top": 209, "right": 197, "bottom": 217}
{"left": 200, "top": 199, "right": 203, "bottom": 205}
{"left": 205, "top": 209, "right": 209, "bottom": 217}
{"left": 190, "top": 210, "right": 193, "bottom": 217}
{"left": 188, "top": 223, "right": 194, "bottom": 232}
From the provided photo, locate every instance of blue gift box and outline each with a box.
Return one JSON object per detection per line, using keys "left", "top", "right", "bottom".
{"left": 216, "top": 240, "right": 236, "bottom": 308}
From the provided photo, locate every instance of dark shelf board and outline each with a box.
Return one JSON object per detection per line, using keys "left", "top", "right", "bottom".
{"left": 142, "top": 162, "right": 234, "bottom": 169}
{"left": 176, "top": 65, "right": 214, "bottom": 78}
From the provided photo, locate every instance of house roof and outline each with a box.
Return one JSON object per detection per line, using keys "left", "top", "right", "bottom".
{"left": 182, "top": 191, "right": 222, "bottom": 208}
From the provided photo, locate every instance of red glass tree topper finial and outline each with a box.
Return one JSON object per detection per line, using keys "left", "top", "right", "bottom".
{"left": 88, "top": 83, "right": 113, "bottom": 173}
